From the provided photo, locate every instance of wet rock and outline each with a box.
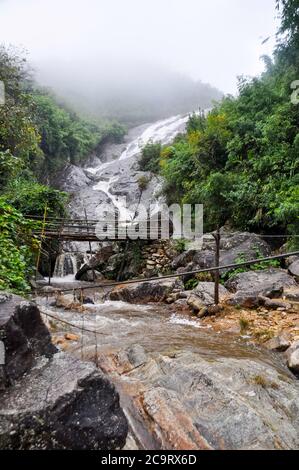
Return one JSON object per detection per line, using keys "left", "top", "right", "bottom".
{"left": 228, "top": 292, "right": 260, "bottom": 309}
{"left": 258, "top": 296, "right": 292, "bottom": 311}
{"left": 288, "top": 259, "right": 299, "bottom": 281}
{"left": 187, "top": 294, "right": 207, "bottom": 314}
{"left": 0, "top": 293, "right": 56, "bottom": 385}
{"left": 79, "top": 270, "right": 105, "bottom": 282}
{"left": 0, "top": 353, "right": 128, "bottom": 449}
{"left": 187, "top": 282, "right": 229, "bottom": 312}
{"left": 109, "top": 279, "right": 183, "bottom": 304}
{"left": 54, "top": 163, "right": 91, "bottom": 191}
{"left": 265, "top": 334, "right": 291, "bottom": 352}
{"left": 126, "top": 345, "right": 148, "bottom": 368}
{"left": 172, "top": 231, "right": 272, "bottom": 278}
{"left": 0, "top": 293, "right": 128, "bottom": 449}
{"left": 40, "top": 285, "right": 59, "bottom": 295}
{"left": 115, "top": 346, "right": 299, "bottom": 450}
{"left": 55, "top": 294, "right": 80, "bottom": 310}
{"left": 284, "top": 288, "right": 299, "bottom": 301}
{"left": 82, "top": 296, "right": 95, "bottom": 305}
{"left": 226, "top": 269, "right": 297, "bottom": 307}
{"left": 75, "top": 245, "right": 114, "bottom": 280}
{"left": 286, "top": 341, "right": 299, "bottom": 374}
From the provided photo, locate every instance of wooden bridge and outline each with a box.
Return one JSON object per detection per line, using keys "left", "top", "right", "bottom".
{"left": 30, "top": 216, "right": 172, "bottom": 242}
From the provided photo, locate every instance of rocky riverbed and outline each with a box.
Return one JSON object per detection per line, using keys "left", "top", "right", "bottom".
{"left": 33, "top": 291, "right": 299, "bottom": 450}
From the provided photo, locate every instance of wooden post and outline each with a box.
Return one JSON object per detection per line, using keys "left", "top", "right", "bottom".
{"left": 213, "top": 227, "right": 220, "bottom": 305}
{"left": 48, "top": 247, "right": 52, "bottom": 285}
{"left": 84, "top": 208, "right": 95, "bottom": 282}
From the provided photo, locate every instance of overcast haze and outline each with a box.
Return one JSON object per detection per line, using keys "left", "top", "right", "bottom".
{"left": 0, "top": 0, "right": 279, "bottom": 121}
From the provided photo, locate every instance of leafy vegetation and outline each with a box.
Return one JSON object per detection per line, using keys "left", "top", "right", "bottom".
{"left": 140, "top": 1, "right": 299, "bottom": 245}
{"left": 0, "top": 200, "right": 40, "bottom": 293}
{"left": 224, "top": 251, "right": 281, "bottom": 282}
{"left": 0, "top": 45, "right": 125, "bottom": 292}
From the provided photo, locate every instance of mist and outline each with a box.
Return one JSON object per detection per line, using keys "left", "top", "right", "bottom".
{"left": 0, "top": 0, "right": 279, "bottom": 123}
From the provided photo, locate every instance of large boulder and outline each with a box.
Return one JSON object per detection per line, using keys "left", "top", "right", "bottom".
{"left": 286, "top": 341, "right": 299, "bottom": 374}
{"left": 225, "top": 268, "right": 297, "bottom": 307}
{"left": 75, "top": 244, "right": 114, "bottom": 280}
{"left": 187, "top": 282, "right": 229, "bottom": 313}
{"left": 265, "top": 334, "right": 291, "bottom": 352}
{"left": 0, "top": 353, "right": 128, "bottom": 449}
{"left": 109, "top": 278, "right": 183, "bottom": 303}
{"left": 0, "top": 292, "right": 128, "bottom": 449}
{"left": 0, "top": 293, "right": 56, "bottom": 385}
{"left": 109, "top": 344, "right": 299, "bottom": 450}
{"left": 288, "top": 258, "right": 299, "bottom": 282}
{"left": 172, "top": 230, "right": 272, "bottom": 279}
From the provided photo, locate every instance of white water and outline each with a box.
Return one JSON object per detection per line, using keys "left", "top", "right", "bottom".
{"left": 88, "top": 113, "right": 191, "bottom": 220}
{"left": 119, "top": 114, "right": 189, "bottom": 161}
{"left": 53, "top": 253, "right": 78, "bottom": 278}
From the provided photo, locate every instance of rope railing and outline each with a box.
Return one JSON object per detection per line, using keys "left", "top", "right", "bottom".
{"left": 40, "top": 308, "right": 105, "bottom": 336}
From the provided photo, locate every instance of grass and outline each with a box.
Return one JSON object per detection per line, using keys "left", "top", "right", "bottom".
{"left": 252, "top": 374, "right": 279, "bottom": 390}
{"left": 239, "top": 317, "right": 250, "bottom": 333}
{"left": 253, "top": 328, "right": 275, "bottom": 342}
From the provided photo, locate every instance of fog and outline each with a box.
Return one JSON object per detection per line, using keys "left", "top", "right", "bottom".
{"left": 0, "top": 0, "right": 279, "bottom": 122}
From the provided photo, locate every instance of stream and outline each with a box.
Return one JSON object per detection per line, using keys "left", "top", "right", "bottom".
{"left": 37, "top": 295, "right": 299, "bottom": 450}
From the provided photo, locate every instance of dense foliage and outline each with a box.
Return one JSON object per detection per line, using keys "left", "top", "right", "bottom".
{"left": 142, "top": 1, "right": 299, "bottom": 244}
{"left": 0, "top": 45, "right": 126, "bottom": 291}
{"left": 0, "top": 199, "right": 40, "bottom": 293}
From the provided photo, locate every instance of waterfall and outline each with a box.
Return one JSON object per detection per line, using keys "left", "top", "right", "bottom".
{"left": 88, "top": 113, "right": 192, "bottom": 221}
{"left": 53, "top": 253, "right": 78, "bottom": 278}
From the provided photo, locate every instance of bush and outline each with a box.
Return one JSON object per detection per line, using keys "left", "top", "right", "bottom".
{"left": 0, "top": 199, "right": 40, "bottom": 293}
{"left": 3, "top": 179, "right": 68, "bottom": 217}
{"left": 138, "top": 141, "right": 161, "bottom": 173}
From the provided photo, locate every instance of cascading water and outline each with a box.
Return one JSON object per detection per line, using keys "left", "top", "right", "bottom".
{"left": 53, "top": 253, "right": 78, "bottom": 279}
{"left": 86, "top": 113, "right": 191, "bottom": 220}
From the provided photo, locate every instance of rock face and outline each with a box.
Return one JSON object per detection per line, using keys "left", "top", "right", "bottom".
{"left": 106, "top": 344, "right": 299, "bottom": 450}
{"left": 172, "top": 230, "right": 272, "bottom": 278}
{"left": 265, "top": 334, "right": 291, "bottom": 352}
{"left": 75, "top": 244, "right": 114, "bottom": 280}
{"left": 225, "top": 268, "right": 297, "bottom": 307}
{"left": 286, "top": 341, "right": 299, "bottom": 374}
{"left": 109, "top": 279, "right": 183, "bottom": 303}
{"left": 54, "top": 164, "right": 91, "bottom": 191}
{"left": 288, "top": 258, "right": 299, "bottom": 282}
{"left": 0, "top": 293, "right": 128, "bottom": 449}
{"left": 0, "top": 293, "right": 56, "bottom": 384}
{"left": 0, "top": 353, "right": 128, "bottom": 449}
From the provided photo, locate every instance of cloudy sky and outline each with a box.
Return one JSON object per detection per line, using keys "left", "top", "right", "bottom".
{"left": 0, "top": 0, "right": 279, "bottom": 94}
